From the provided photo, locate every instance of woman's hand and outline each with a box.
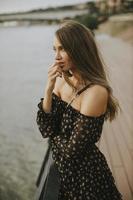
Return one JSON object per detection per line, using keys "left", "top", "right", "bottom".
{"left": 45, "top": 61, "right": 64, "bottom": 93}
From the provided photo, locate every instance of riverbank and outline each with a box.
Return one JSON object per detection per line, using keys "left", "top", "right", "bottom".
{"left": 96, "top": 13, "right": 133, "bottom": 45}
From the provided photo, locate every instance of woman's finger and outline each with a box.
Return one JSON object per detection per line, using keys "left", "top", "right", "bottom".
{"left": 50, "top": 71, "right": 62, "bottom": 80}
{"left": 48, "top": 65, "right": 62, "bottom": 73}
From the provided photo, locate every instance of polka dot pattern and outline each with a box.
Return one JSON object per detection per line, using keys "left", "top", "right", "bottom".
{"left": 36, "top": 92, "right": 123, "bottom": 200}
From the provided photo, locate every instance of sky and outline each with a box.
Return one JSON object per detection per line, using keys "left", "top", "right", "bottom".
{"left": 0, "top": 0, "right": 95, "bottom": 14}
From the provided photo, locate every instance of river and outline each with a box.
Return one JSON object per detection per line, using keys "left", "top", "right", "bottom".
{"left": 0, "top": 25, "right": 58, "bottom": 200}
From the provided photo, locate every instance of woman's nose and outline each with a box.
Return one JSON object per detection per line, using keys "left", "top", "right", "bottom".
{"left": 55, "top": 51, "right": 62, "bottom": 60}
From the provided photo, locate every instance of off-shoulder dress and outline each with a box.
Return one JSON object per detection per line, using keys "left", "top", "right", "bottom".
{"left": 36, "top": 86, "right": 122, "bottom": 200}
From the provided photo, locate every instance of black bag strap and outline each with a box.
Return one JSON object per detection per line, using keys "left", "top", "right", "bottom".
{"left": 66, "top": 82, "right": 94, "bottom": 108}
{"left": 76, "top": 82, "right": 94, "bottom": 96}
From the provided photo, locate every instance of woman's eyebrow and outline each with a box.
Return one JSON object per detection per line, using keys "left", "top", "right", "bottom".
{"left": 53, "top": 45, "right": 63, "bottom": 49}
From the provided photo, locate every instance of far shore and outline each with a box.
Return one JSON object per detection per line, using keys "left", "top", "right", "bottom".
{"left": 0, "top": 2, "right": 90, "bottom": 25}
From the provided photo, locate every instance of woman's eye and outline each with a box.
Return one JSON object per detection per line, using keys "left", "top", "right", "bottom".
{"left": 53, "top": 48, "right": 65, "bottom": 52}
{"left": 61, "top": 48, "right": 65, "bottom": 51}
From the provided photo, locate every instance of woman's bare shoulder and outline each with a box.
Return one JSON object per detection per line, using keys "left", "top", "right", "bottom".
{"left": 53, "top": 76, "right": 65, "bottom": 97}
{"left": 80, "top": 84, "right": 108, "bottom": 117}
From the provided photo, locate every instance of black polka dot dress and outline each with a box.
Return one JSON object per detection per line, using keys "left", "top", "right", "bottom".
{"left": 36, "top": 92, "right": 123, "bottom": 200}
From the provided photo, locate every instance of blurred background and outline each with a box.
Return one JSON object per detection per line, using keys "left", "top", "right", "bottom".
{"left": 0, "top": 0, "right": 133, "bottom": 199}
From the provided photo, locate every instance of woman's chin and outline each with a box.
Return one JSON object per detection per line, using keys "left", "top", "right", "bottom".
{"left": 62, "top": 67, "right": 71, "bottom": 72}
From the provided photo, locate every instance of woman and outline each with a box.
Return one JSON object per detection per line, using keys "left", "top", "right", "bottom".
{"left": 36, "top": 20, "right": 123, "bottom": 200}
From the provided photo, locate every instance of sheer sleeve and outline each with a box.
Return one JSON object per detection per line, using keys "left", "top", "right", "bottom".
{"left": 56, "top": 113, "right": 105, "bottom": 159}
{"left": 36, "top": 95, "right": 62, "bottom": 138}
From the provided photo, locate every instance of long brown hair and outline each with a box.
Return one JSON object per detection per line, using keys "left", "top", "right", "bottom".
{"left": 55, "top": 20, "right": 121, "bottom": 122}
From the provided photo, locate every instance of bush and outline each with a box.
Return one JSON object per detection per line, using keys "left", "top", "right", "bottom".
{"left": 74, "top": 14, "right": 99, "bottom": 30}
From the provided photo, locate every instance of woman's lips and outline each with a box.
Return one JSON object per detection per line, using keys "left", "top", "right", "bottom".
{"left": 59, "top": 61, "right": 64, "bottom": 64}
{"left": 59, "top": 62, "right": 65, "bottom": 68}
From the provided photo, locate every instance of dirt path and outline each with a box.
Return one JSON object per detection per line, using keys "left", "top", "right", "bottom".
{"left": 96, "top": 34, "right": 133, "bottom": 200}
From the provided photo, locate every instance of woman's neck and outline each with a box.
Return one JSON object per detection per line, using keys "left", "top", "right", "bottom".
{"left": 70, "top": 73, "right": 87, "bottom": 91}
{"left": 63, "top": 68, "right": 90, "bottom": 92}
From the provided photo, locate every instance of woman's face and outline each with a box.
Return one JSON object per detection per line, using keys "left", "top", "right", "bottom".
{"left": 53, "top": 36, "right": 75, "bottom": 72}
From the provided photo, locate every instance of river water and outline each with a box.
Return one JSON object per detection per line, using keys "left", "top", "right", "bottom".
{"left": 0, "top": 25, "right": 58, "bottom": 200}
{"left": 0, "top": 25, "right": 109, "bottom": 200}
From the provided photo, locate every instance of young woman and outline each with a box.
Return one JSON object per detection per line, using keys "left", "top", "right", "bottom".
{"left": 36, "top": 20, "right": 123, "bottom": 200}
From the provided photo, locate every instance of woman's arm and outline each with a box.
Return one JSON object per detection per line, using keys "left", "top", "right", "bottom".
{"left": 41, "top": 89, "right": 53, "bottom": 113}
{"left": 36, "top": 61, "right": 63, "bottom": 138}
